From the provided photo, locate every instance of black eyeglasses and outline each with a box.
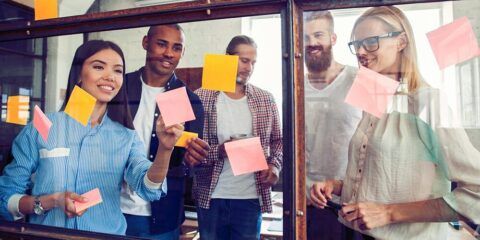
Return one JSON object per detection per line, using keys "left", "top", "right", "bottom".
{"left": 348, "top": 31, "right": 403, "bottom": 55}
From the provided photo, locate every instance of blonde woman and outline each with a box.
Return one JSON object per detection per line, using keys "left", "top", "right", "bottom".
{"left": 310, "top": 6, "right": 480, "bottom": 240}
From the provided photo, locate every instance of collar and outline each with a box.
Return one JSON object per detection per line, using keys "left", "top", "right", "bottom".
{"left": 87, "top": 110, "right": 111, "bottom": 128}
{"left": 139, "top": 67, "right": 179, "bottom": 91}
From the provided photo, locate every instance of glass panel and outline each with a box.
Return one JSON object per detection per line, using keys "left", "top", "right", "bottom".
{"left": 303, "top": 1, "right": 480, "bottom": 239}
{"left": 0, "top": 38, "right": 45, "bottom": 173}
{"left": 61, "top": 0, "right": 199, "bottom": 19}
{"left": 0, "top": 14, "right": 284, "bottom": 239}
{"left": 0, "top": 1, "right": 34, "bottom": 22}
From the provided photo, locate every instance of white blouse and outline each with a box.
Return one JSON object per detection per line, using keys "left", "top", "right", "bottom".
{"left": 340, "top": 86, "right": 480, "bottom": 240}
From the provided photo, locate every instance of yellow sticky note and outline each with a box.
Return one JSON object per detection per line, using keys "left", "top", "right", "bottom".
{"left": 34, "top": 0, "right": 58, "bottom": 21}
{"left": 6, "top": 96, "right": 30, "bottom": 125}
{"left": 202, "top": 54, "right": 238, "bottom": 92}
{"left": 64, "top": 86, "right": 96, "bottom": 126}
{"left": 175, "top": 131, "right": 198, "bottom": 147}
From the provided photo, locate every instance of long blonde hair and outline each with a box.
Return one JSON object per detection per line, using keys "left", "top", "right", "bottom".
{"left": 352, "top": 6, "right": 422, "bottom": 92}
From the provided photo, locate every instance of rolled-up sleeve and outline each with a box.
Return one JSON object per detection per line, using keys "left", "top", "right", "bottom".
{"left": 0, "top": 124, "right": 38, "bottom": 220}
{"left": 124, "top": 133, "right": 167, "bottom": 202}
{"left": 417, "top": 89, "right": 480, "bottom": 224}
{"left": 437, "top": 128, "right": 480, "bottom": 224}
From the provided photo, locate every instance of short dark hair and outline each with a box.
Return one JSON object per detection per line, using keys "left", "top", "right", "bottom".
{"left": 226, "top": 35, "right": 257, "bottom": 55}
{"left": 304, "top": 10, "right": 334, "bottom": 33}
{"left": 147, "top": 24, "right": 185, "bottom": 39}
{"left": 60, "top": 40, "right": 134, "bottom": 129}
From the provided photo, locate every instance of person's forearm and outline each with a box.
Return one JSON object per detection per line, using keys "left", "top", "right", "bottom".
{"left": 388, "top": 198, "right": 459, "bottom": 224}
{"left": 18, "top": 194, "right": 57, "bottom": 215}
{"left": 146, "top": 146, "right": 173, "bottom": 183}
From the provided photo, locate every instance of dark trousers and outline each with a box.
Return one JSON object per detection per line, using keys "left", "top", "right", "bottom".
{"left": 307, "top": 205, "right": 373, "bottom": 240}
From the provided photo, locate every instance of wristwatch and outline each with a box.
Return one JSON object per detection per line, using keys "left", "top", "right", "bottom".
{"left": 33, "top": 196, "right": 45, "bottom": 215}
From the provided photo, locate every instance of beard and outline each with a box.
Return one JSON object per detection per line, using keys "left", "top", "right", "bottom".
{"left": 305, "top": 44, "right": 333, "bottom": 73}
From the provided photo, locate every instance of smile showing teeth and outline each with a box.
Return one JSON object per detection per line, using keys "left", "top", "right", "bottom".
{"left": 99, "top": 85, "right": 114, "bottom": 91}
{"left": 161, "top": 61, "right": 172, "bottom": 67}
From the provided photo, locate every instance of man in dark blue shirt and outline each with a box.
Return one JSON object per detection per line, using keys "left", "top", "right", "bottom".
{"left": 122, "top": 24, "right": 210, "bottom": 240}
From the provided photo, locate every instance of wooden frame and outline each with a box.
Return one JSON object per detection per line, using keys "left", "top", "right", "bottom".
{"left": 0, "top": 0, "right": 450, "bottom": 239}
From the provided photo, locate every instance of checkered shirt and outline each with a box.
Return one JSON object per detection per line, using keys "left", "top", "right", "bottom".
{"left": 193, "top": 84, "right": 283, "bottom": 213}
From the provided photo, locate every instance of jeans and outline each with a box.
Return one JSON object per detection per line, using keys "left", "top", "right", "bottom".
{"left": 124, "top": 214, "right": 181, "bottom": 240}
{"left": 197, "top": 199, "right": 262, "bottom": 240}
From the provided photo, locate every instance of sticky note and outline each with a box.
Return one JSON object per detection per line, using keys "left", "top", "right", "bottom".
{"left": 225, "top": 137, "right": 269, "bottom": 176}
{"left": 344, "top": 67, "right": 399, "bottom": 118}
{"left": 33, "top": 105, "right": 52, "bottom": 142}
{"left": 74, "top": 188, "right": 103, "bottom": 213}
{"left": 156, "top": 87, "right": 195, "bottom": 127}
{"left": 34, "top": 0, "right": 58, "bottom": 21}
{"left": 175, "top": 131, "right": 198, "bottom": 147}
{"left": 427, "top": 17, "right": 480, "bottom": 70}
{"left": 202, "top": 54, "right": 239, "bottom": 92}
{"left": 6, "top": 96, "right": 30, "bottom": 125}
{"left": 64, "top": 86, "right": 96, "bottom": 126}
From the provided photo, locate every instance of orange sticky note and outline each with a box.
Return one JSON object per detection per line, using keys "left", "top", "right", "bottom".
{"left": 225, "top": 137, "right": 268, "bottom": 176}
{"left": 156, "top": 87, "right": 196, "bottom": 127}
{"left": 427, "top": 17, "right": 480, "bottom": 70}
{"left": 202, "top": 54, "right": 239, "bottom": 92}
{"left": 175, "top": 131, "right": 198, "bottom": 147}
{"left": 6, "top": 96, "right": 30, "bottom": 125}
{"left": 74, "top": 188, "right": 103, "bottom": 213}
{"left": 33, "top": 105, "right": 52, "bottom": 142}
{"left": 344, "top": 67, "right": 399, "bottom": 118}
{"left": 64, "top": 86, "right": 96, "bottom": 126}
{"left": 34, "top": 0, "right": 58, "bottom": 20}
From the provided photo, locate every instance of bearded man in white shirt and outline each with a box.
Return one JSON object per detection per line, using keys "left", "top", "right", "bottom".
{"left": 303, "top": 10, "right": 362, "bottom": 240}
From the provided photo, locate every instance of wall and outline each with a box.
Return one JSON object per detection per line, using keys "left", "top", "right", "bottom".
{"left": 44, "top": 0, "right": 94, "bottom": 112}
{"left": 45, "top": 0, "right": 243, "bottom": 112}
{"left": 89, "top": 18, "right": 243, "bottom": 71}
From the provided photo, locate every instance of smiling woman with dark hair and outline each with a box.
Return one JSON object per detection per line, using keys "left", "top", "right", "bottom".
{"left": 0, "top": 40, "right": 184, "bottom": 235}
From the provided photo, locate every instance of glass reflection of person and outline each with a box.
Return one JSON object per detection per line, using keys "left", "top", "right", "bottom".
{"left": 0, "top": 40, "right": 183, "bottom": 235}
{"left": 303, "top": 10, "right": 362, "bottom": 240}
{"left": 310, "top": 6, "right": 480, "bottom": 240}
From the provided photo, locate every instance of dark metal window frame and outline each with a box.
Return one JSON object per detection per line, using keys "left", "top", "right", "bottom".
{"left": 0, "top": 0, "right": 449, "bottom": 239}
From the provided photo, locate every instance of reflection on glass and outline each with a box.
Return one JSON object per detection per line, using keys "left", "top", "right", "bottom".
{"left": 0, "top": 37, "right": 45, "bottom": 175}
{"left": 305, "top": 2, "right": 480, "bottom": 240}
{"left": 1, "top": 13, "right": 284, "bottom": 238}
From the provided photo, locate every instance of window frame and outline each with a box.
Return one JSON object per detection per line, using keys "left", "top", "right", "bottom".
{"left": 0, "top": 0, "right": 451, "bottom": 239}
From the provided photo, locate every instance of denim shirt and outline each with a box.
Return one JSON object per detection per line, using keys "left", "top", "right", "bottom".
{"left": 0, "top": 112, "right": 166, "bottom": 235}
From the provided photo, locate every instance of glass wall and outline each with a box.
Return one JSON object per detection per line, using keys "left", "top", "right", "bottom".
{"left": 303, "top": 0, "right": 480, "bottom": 239}
{"left": 0, "top": 10, "right": 285, "bottom": 239}
{"left": 0, "top": 2, "right": 45, "bottom": 174}
{"left": 0, "top": 0, "right": 479, "bottom": 239}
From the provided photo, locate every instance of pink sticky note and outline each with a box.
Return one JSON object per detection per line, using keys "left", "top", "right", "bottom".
{"left": 427, "top": 17, "right": 480, "bottom": 70}
{"left": 345, "top": 67, "right": 399, "bottom": 118}
{"left": 33, "top": 105, "right": 52, "bottom": 142}
{"left": 224, "top": 137, "right": 269, "bottom": 176}
{"left": 156, "top": 87, "right": 196, "bottom": 127}
{"left": 74, "top": 188, "right": 103, "bottom": 213}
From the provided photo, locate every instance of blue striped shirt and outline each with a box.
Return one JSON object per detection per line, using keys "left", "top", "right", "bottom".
{"left": 0, "top": 112, "right": 167, "bottom": 235}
